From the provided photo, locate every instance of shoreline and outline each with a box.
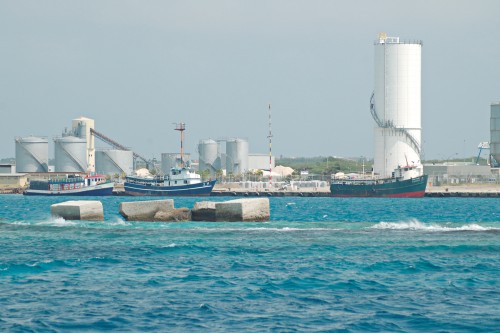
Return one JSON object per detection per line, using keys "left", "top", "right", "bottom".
{"left": 3, "top": 184, "right": 499, "bottom": 198}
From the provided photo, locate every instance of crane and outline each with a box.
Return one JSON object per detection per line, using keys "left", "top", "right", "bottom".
{"left": 90, "top": 128, "right": 151, "bottom": 168}
{"left": 475, "top": 142, "right": 490, "bottom": 165}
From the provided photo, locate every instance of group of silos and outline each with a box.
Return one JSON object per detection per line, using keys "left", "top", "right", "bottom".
{"left": 198, "top": 138, "right": 249, "bottom": 177}
{"left": 15, "top": 117, "right": 133, "bottom": 175}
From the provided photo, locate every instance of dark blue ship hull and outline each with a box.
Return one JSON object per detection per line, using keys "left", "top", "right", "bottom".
{"left": 124, "top": 180, "right": 216, "bottom": 196}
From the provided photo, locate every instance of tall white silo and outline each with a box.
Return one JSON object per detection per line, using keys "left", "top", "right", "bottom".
{"left": 54, "top": 136, "right": 87, "bottom": 172}
{"left": 226, "top": 138, "right": 249, "bottom": 175}
{"left": 15, "top": 136, "right": 49, "bottom": 172}
{"left": 491, "top": 103, "right": 500, "bottom": 167}
{"left": 372, "top": 33, "right": 423, "bottom": 177}
{"left": 95, "top": 149, "right": 134, "bottom": 175}
{"left": 198, "top": 139, "right": 219, "bottom": 176}
{"left": 72, "top": 117, "right": 95, "bottom": 172}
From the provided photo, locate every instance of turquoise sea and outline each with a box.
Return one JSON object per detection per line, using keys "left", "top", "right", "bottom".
{"left": 1, "top": 195, "right": 499, "bottom": 332}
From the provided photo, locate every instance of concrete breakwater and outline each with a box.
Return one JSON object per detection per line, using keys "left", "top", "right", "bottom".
{"left": 50, "top": 198, "right": 270, "bottom": 222}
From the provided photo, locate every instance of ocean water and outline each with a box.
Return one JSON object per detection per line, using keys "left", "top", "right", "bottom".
{"left": 1, "top": 195, "right": 499, "bottom": 332}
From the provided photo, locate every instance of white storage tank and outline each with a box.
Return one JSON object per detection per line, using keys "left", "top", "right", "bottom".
{"left": 15, "top": 136, "right": 49, "bottom": 172}
{"left": 491, "top": 103, "right": 500, "bottom": 167}
{"left": 373, "top": 33, "right": 422, "bottom": 177}
{"left": 198, "top": 139, "right": 219, "bottom": 176}
{"left": 95, "top": 149, "right": 133, "bottom": 175}
{"left": 226, "top": 138, "right": 249, "bottom": 175}
{"left": 54, "top": 136, "right": 88, "bottom": 172}
{"left": 161, "top": 153, "right": 191, "bottom": 174}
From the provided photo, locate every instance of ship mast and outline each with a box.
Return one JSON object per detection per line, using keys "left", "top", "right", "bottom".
{"left": 268, "top": 104, "right": 273, "bottom": 188}
{"left": 174, "top": 122, "right": 186, "bottom": 168}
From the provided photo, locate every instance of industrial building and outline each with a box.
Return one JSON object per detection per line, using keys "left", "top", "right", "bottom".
{"left": 0, "top": 173, "right": 28, "bottom": 193}
{"left": 372, "top": 34, "right": 423, "bottom": 178}
{"left": 424, "top": 163, "right": 494, "bottom": 185}
{"left": 0, "top": 164, "right": 16, "bottom": 174}
{"left": 491, "top": 102, "right": 500, "bottom": 169}
{"left": 248, "top": 154, "right": 275, "bottom": 171}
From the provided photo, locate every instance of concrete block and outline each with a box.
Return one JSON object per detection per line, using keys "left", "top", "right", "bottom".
{"left": 154, "top": 208, "right": 191, "bottom": 222}
{"left": 119, "top": 199, "right": 174, "bottom": 221}
{"left": 191, "top": 201, "right": 216, "bottom": 221}
{"left": 215, "top": 198, "right": 270, "bottom": 222}
{"left": 51, "top": 200, "right": 104, "bottom": 221}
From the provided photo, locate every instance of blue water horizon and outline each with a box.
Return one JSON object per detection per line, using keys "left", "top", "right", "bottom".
{"left": 1, "top": 195, "right": 499, "bottom": 332}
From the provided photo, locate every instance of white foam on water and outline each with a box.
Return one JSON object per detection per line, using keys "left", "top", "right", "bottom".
{"left": 106, "top": 216, "right": 130, "bottom": 226}
{"left": 190, "top": 226, "right": 336, "bottom": 233}
{"left": 37, "top": 217, "right": 77, "bottom": 227}
{"left": 370, "top": 219, "right": 498, "bottom": 231}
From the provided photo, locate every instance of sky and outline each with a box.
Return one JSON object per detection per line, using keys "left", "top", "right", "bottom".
{"left": 1, "top": 0, "right": 499, "bottom": 161}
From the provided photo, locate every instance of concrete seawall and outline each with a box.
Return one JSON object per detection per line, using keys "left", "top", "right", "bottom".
{"left": 112, "top": 184, "right": 500, "bottom": 198}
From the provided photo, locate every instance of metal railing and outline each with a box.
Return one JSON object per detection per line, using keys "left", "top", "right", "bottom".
{"left": 370, "top": 92, "right": 421, "bottom": 156}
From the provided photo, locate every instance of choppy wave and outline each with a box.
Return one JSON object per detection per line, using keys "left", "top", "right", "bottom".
{"left": 2, "top": 195, "right": 500, "bottom": 332}
{"left": 190, "top": 226, "right": 337, "bottom": 233}
{"left": 370, "top": 219, "right": 499, "bottom": 231}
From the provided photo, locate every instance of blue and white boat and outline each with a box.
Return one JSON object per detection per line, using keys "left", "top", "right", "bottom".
{"left": 24, "top": 174, "right": 114, "bottom": 196}
{"left": 124, "top": 167, "right": 216, "bottom": 196}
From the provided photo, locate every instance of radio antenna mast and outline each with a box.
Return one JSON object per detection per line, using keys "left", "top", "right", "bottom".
{"left": 268, "top": 104, "right": 273, "bottom": 188}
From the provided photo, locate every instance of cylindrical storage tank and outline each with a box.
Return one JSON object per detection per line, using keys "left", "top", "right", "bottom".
{"left": 95, "top": 150, "right": 134, "bottom": 176}
{"left": 15, "top": 136, "right": 49, "bottom": 172}
{"left": 373, "top": 34, "right": 422, "bottom": 177}
{"left": 198, "top": 139, "right": 219, "bottom": 176}
{"left": 491, "top": 103, "right": 500, "bottom": 167}
{"left": 226, "top": 138, "right": 249, "bottom": 175}
{"left": 54, "top": 136, "right": 87, "bottom": 172}
{"left": 161, "top": 153, "right": 191, "bottom": 174}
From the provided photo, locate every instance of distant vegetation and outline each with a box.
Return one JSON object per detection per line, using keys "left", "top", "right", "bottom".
{"left": 277, "top": 155, "right": 490, "bottom": 177}
{"left": 276, "top": 156, "right": 373, "bottom": 176}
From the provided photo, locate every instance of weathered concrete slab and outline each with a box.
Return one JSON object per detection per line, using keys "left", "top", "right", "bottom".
{"left": 215, "top": 198, "right": 270, "bottom": 222}
{"left": 191, "top": 201, "right": 216, "bottom": 221}
{"left": 119, "top": 200, "right": 174, "bottom": 221}
{"left": 154, "top": 208, "right": 191, "bottom": 222}
{"left": 51, "top": 200, "right": 104, "bottom": 221}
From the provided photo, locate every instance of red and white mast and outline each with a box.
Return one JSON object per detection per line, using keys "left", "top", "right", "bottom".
{"left": 268, "top": 104, "right": 273, "bottom": 188}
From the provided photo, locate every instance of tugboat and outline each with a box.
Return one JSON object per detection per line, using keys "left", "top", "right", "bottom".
{"left": 124, "top": 167, "right": 216, "bottom": 196}
{"left": 24, "top": 174, "right": 114, "bottom": 196}
{"left": 330, "top": 165, "right": 428, "bottom": 198}
{"left": 123, "top": 122, "right": 216, "bottom": 196}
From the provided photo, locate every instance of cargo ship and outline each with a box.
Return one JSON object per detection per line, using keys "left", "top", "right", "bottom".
{"left": 124, "top": 167, "right": 216, "bottom": 196}
{"left": 330, "top": 165, "right": 428, "bottom": 198}
{"left": 24, "top": 174, "right": 114, "bottom": 196}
